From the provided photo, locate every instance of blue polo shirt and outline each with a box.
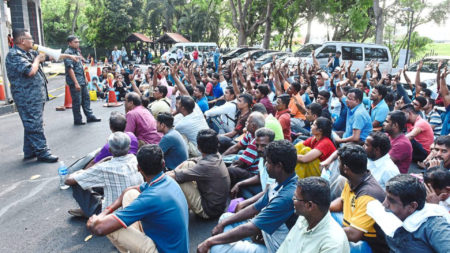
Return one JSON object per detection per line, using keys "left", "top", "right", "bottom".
{"left": 113, "top": 173, "right": 189, "bottom": 253}
{"left": 344, "top": 103, "right": 373, "bottom": 142}
{"left": 212, "top": 83, "right": 223, "bottom": 99}
{"left": 370, "top": 99, "right": 389, "bottom": 124}
{"left": 197, "top": 96, "right": 209, "bottom": 113}
{"left": 251, "top": 174, "right": 298, "bottom": 252}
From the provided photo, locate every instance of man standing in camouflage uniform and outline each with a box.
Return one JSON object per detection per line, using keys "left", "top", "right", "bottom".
{"left": 64, "top": 35, "right": 101, "bottom": 125}
{"left": 5, "top": 29, "right": 76, "bottom": 162}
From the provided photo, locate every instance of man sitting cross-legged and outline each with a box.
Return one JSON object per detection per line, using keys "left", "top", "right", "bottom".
{"left": 197, "top": 140, "right": 298, "bottom": 253}
{"left": 86, "top": 144, "right": 189, "bottom": 253}
{"left": 329, "top": 144, "right": 389, "bottom": 253}
{"left": 167, "top": 129, "right": 230, "bottom": 219}
{"left": 223, "top": 112, "right": 266, "bottom": 187}
{"left": 65, "top": 132, "right": 143, "bottom": 218}
{"left": 156, "top": 112, "right": 188, "bottom": 171}
{"left": 84, "top": 111, "right": 139, "bottom": 170}
{"left": 277, "top": 177, "right": 350, "bottom": 253}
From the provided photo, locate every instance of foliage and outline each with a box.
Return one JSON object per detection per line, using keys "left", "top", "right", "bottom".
{"left": 386, "top": 31, "right": 432, "bottom": 67}
{"left": 42, "top": 0, "right": 89, "bottom": 46}
{"left": 84, "top": 0, "right": 143, "bottom": 49}
{"left": 40, "top": 0, "right": 450, "bottom": 54}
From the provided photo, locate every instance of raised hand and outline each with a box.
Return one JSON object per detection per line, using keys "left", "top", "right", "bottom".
{"left": 418, "top": 60, "right": 423, "bottom": 71}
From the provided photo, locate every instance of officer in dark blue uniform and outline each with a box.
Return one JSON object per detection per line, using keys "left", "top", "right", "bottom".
{"left": 5, "top": 29, "right": 76, "bottom": 162}
{"left": 64, "top": 35, "right": 101, "bottom": 125}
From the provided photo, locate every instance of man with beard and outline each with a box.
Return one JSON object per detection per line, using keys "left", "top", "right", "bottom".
{"left": 329, "top": 144, "right": 388, "bottom": 253}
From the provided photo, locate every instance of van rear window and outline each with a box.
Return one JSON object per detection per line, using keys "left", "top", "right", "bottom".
{"left": 342, "top": 46, "right": 363, "bottom": 61}
{"left": 364, "top": 48, "right": 389, "bottom": 62}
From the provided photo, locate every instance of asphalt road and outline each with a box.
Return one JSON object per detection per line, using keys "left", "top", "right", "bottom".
{"left": 0, "top": 75, "right": 216, "bottom": 253}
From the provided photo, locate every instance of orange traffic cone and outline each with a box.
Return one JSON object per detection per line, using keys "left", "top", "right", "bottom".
{"left": 0, "top": 80, "right": 5, "bottom": 101}
{"left": 56, "top": 85, "right": 72, "bottom": 111}
{"left": 90, "top": 57, "right": 94, "bottom": 66}
{"left": 85, "top": 68, "right": 91, "bottom": 82}
{"left": 97, "top": 66, "right": 101, "bottom": 77}
{"left": 103, "top": 76, "right": 122, "bottom": 107}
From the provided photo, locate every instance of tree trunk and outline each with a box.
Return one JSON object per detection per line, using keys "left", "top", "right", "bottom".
{"left": 263, "top": 17, "right": 271, "bottom": 49}
{"left": 71, "top": 0, "right": 80, "bottom": 34}
{"left": 305, "top": 16, "right": 313, "bottom": 43}
{"left": 238, "top": 29, "right": 247, "bottom": 46}
{"left": 373, "top": 0, "right": 384, "bottom": 44}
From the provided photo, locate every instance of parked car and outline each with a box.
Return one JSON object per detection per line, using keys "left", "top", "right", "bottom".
{"left": 401, "top": 56, "right": 450, "bottom": 96}
{"left": 255, "top": 51, "right": 291, "bottom": 69}
{"left": 285, "top": 43, "right": 322, "bottom": 68}
{"left": 310, "top": 41, "right": 393, "bottom": 75}
{"left": 221, "top": 47, "right": 260, "bottom": 63}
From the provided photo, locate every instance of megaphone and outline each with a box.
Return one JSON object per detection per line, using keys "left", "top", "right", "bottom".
{"left": 32, "top": 44, "right": 61, "bottom": 61}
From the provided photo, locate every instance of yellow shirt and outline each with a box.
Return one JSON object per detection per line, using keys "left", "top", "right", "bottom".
{"left": 341, "top": 172, "right": 388, "bottom": 251}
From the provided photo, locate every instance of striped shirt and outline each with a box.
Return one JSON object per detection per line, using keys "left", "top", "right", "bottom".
{"left": 426, "top": 109, "right": 442, "bottom": 136}
{"left": 238, "top": 132, "right": 259, "bottom": 174}
{"left": 73, "top": 154, "right": 144, "bottom": 211}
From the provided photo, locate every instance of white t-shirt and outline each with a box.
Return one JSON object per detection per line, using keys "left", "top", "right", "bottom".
{"left": 174, "top": 104, "right": 209, "bottom": 145}
{"left": 204, "top": 99, "right": 238, "bottom": 131}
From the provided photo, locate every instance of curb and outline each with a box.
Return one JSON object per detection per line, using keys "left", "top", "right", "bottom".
{"left": 0, "top": 103, "right": 16, "bottom": 116}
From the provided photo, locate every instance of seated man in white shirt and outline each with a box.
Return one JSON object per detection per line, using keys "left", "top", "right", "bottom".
{"left": 205, "top": 86, "right": 238, "bottom": 134}
{"left": 277, "top": 177, "right": 350, "bottom": 253}
{"left": 174, "top": 95, "right": 209, "bottom": 157}
{"left": 364, "top": 131, "right": 400, "bottom": 189}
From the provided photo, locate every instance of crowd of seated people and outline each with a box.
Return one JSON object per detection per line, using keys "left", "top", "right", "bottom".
{"left": 68, "top": 54, "right": 450, "bottom": 253}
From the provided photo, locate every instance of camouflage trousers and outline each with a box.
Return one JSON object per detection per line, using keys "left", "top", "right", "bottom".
{"left": 16, "top": 103, "right": 49, "bottom": 157}
{"left": 69, "top": 84, "right": 94, "bottom": 124}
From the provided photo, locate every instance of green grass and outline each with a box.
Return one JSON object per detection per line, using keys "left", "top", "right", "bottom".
{"left": 416, "top": 43, "right": 450, "bottom": 58}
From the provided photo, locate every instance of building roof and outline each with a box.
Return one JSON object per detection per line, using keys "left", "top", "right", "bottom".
{"left": 124, "top": 33, "right": 153, "bottom": 43}
{"left": 156, "top": 33, "right": 190, "bottom": 44}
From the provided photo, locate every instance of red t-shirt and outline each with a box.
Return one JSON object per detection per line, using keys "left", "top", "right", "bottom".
{"left": 276, "top": 109, "right": 291, "bottom": 141}
{"left": 205, "top": 82, "right": 213, "bottom": 96}
{"left": 303, "top": 136, "right": 336, "bottom": 161}
{"left": 193, "top": 50, "right": 199, "bottom": 60}
{"left": 406, "top": 116, "right": 434, "bottom": 153}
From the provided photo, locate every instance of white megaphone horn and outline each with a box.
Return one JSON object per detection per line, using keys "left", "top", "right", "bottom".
{"left": 32, "top": 44, "right": 62, "bottom": 61}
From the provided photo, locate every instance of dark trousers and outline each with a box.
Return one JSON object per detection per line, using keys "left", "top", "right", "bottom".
{"left": 218, "top": 135, "right": 237, "bottom": 154}
{"left": 71, "top": 184, "right": 102, "bottom": 217}
{"left": 240, "top": 185, "right": 262, "bottom": 199}
{"left": 16, "top": 103, "right": 49, "bottom": 157}
{"left": 228, "top": 166, "right": 253, "bottom": 187}
{"left": 69, "top": 84, "right": 94, "bottom": 124}
{"left": 411, "top": 139, "right": 428, "bottom": 163}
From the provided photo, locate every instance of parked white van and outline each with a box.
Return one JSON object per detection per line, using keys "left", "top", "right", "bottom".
{"left": 161, "top": 42, "right": 218, "bottom": 64}
{"left": 311, "top": 42, "right": 393, "bottom": 75}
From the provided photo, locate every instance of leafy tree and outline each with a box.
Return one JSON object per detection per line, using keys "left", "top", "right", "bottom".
{"left": 84, "top": 0, "right": 144, "bottom": 48}
{"left": 229, "top": 0, "right": 273, "bottom": 46}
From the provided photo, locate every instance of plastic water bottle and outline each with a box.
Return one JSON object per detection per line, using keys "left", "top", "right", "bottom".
{"left": 58, "top": 161, "right": 69, "bottom": 190}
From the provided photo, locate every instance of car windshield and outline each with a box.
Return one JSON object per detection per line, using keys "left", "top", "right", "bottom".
{"left": 257, "top": 52, "right": 283, "bottom": 61}
{"left": 223, "top": 48, "right": 242, "bottom": 57}
{"left": 407, "top": 58, "right": 449, "bottom": 73}
{"left": 252, "top": 50, "right": 270, "bottom": 59}
{"left": 295, "top": 44, "right": 321, "bottom": 57}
